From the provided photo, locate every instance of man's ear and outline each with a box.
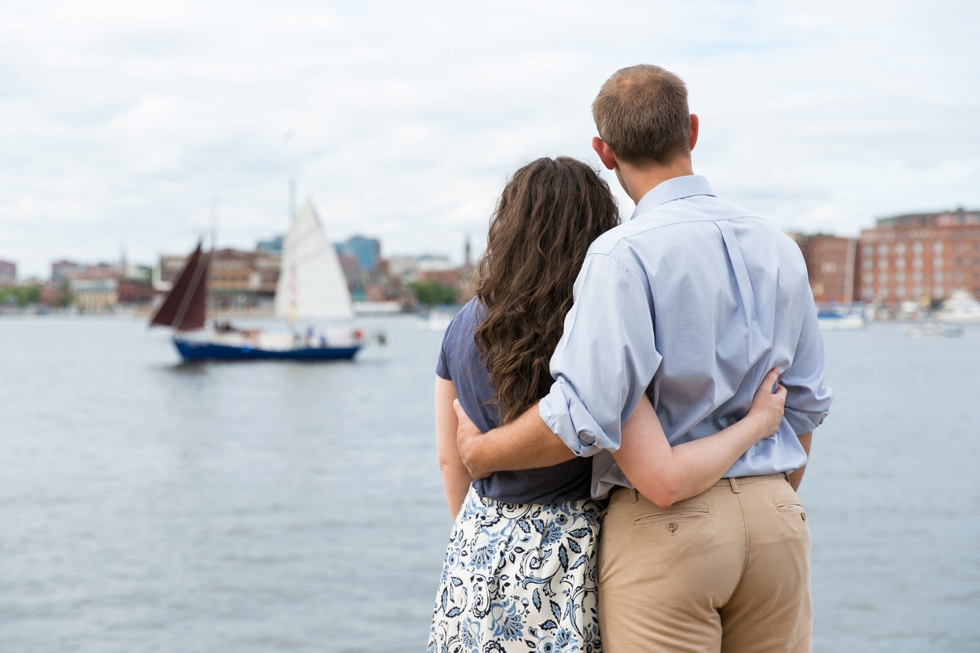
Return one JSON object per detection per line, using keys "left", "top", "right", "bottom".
{"left": 592, "top": 137, "right": 617, "bottom": 170}
{"left": 689, "top": 114, "right": 699, "bottom": 152}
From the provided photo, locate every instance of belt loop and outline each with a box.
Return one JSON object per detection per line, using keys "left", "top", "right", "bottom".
{"left": 729, "top": 478, "right": 740, "bottom": 494}
{"left": 631, "top": 488, "right": 638, "bottom": 503}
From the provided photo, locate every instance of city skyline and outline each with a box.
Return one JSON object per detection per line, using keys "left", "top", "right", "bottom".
{"left": 2, "top": 1, "right": 978, "bottom": 277}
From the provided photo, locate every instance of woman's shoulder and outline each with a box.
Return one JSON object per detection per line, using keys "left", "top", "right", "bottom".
{"left": 446, "top": 297, "right": 485, "bottom": 336}
{"left": 438, "top": 297, "right": 488, "bottom": 381}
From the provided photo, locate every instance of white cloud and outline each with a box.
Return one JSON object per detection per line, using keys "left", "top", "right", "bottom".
{"left": 0, "top": 0, "right": 977, "bottom": 276}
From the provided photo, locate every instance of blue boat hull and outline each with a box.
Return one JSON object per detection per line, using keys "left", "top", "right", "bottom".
{"left": 174, "top": 339, "right": 359, "bottom": 361}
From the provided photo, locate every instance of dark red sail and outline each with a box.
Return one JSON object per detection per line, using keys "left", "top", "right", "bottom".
{"left": 150, "top": 242, "right": 211, "bottom": 331}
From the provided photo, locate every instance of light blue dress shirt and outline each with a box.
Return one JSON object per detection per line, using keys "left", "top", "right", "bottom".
{"left": 537, "top": 175, "right": 833, "bottom": 498}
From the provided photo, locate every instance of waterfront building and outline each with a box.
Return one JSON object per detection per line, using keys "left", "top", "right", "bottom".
{"left": 791, "top": 235, "right": 858, "bottom": 305}
{"left": 336, "top": 236, "right": 381, "bottom": 272}
{"left": 157, "top": 247, "right": 280, "bottom": 308}
{"left": 70, "top": 278, "right": 118, "bottom": 312}
{"left": 51, "top": 260, "right": 86, "bottom": 284}
{"left": 0, "top": 259, "right": 15, "bottom": 285}
{"left": 858, "top": 208, "right": 980, "bottom": 305}
{"left": 257, "top": 235, "right": 283, "bottom": 255}
{"left": 117, "top": 279, "right": 154, "bottom": 305}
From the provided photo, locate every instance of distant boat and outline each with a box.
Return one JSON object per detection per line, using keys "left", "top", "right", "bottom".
{"left": 817, "top": 306, "right": 866, "bottom": 330}
{"left": 151, "top": 201, "right": 363, "bottom": 361}
{"left": 935, "top": 289, "right": 980, "bottom": 323}
{"left": 904, "top": 322, "right": 964, "bottom": 338}
{"left": 417, "top": 309, "right": 457, "bottom": 332}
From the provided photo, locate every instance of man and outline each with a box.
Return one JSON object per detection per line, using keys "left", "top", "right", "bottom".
{"left": 454, "top": 65, "right": 832, "bottom": 652}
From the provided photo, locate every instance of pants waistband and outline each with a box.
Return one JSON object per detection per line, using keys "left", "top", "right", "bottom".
{"left": 712, "top": 472, "right": 789, "bottom": 488}
{"left": 611, "top": 472, "right": 789, "bottom": 504}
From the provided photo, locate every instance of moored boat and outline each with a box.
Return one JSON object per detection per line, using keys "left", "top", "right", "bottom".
{"left": 817, "top": 306, "right": 866, "bottom": 330}
{"left": 935, "top": 289, "right": 980, "bottom": 323}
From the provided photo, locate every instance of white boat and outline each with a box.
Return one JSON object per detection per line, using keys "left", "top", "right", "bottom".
{"left": 817, "top": 307, "right": 866, "bottom": 330}
{"left": 904, "top": 322, "right": 964, "bottom": 338}
{"left": 418, "top": 309, "right": 457, "bottom": 332}
{"left": 935, "top": 289, "right": 980, "bottom": 323}
{"left": 153, "top": 201, "right": 365, "bottom": 361}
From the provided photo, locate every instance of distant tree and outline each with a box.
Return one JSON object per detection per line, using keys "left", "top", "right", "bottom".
{"left": 410, "top": 280, "right": 457, "bottom": 306}
{"left": 0, "top": 285, "right": 41, "bottom": 306}
{"left": 19, "top": 286, "right": 41, "bottom": 306}
{"left": 56, "top": 281, "right": 73, "bottom": 307}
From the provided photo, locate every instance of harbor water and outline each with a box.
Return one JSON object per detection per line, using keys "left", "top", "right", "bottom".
{"left": 0, "top": 316, "right": 978, "bottom": 652}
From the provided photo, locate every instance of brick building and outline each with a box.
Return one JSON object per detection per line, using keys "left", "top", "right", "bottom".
{"left": 158, "top": 247, "right": 281, "bottom": 308}
{"left": 858, "top": 208, "right": 980, "bottom": 305}
{"left": 0, "top": 259, "right": 15, "bottom": 285}
{"left": 792, "top": 235, "right": 858, "bottom": 304}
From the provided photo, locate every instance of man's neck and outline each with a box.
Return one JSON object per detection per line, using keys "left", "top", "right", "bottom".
{"left": 617, "top": 155, "right": 695, "bottom": 205}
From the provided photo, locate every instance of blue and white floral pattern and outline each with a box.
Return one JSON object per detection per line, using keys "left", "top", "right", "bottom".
{"left": 428, "top": 486, "right": 603, "bottom": 653}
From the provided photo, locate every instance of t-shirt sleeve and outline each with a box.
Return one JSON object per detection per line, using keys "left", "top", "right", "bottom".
{"left": 436, "top": 337, "right": 452, "bottom": 380}
{"left": 435, "top": 310, "right": 463, "bottom": 380}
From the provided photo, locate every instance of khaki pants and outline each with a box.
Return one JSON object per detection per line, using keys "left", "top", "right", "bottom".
{"left": 598, "top": 473, "right": 811, "bottom": 653}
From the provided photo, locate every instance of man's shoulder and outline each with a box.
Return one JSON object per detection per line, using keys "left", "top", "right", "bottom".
{"left": 587, "top": 194, "right": 782, "bottom": 256}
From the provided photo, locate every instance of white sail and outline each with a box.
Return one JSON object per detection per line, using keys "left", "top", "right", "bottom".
{"left": 274, "top": 201, "right": 354, "bottom": 322}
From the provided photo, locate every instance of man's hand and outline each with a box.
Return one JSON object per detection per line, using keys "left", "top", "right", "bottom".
{"left": 453, "top": 399, "right": 492, "bottom": 479}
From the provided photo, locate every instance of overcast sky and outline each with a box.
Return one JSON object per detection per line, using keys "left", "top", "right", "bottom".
{"left": 1, "top": 0, "right": 978, "bottom": 277}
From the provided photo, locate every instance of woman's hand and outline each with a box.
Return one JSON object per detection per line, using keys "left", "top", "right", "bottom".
{"left": 746, "top": 368, "right": 787, "bottom": 441}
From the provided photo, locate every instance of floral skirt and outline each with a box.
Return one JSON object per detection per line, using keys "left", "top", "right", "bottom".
{"left": 428, "top": 485, "right": 604, "bottom": 653}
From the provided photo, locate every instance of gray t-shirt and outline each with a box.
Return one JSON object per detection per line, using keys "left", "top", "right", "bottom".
{"left": 436, "top": 298, "right": 592, "bottom": 504}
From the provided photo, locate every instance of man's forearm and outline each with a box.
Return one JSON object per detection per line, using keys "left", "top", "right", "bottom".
{"left": 786, "top": 432, "right": 812, "bottom": 491}
{"left": 458, "top": 402, "right": 575, "bottom": 478}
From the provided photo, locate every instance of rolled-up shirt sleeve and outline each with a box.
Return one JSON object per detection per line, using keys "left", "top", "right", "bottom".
{"left": 538, "top": 253, "right": 663, "bottom": 457}
{"left": 782, "top": 287, "right": 833, "bottom": 435}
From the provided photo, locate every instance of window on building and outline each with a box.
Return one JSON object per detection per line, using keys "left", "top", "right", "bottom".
{"left": 896, "top": 273, "right": 905, "bottom": 282}
{"left": 956, "top": 273, "right": 965, "bottom": 282}
{"left": 863, "top": 287, "right": 874, "bottom": 299}
{"left": 913, "top": 272, "right": 923, "bottom": 282}
{"left": 935, "top": 287, "right": 944, "bottom": 298}
{"left": 863, "top": 245, "right": 873, "bottom": 256}
{"left": 879, "top": 273, "right": 888, "bottom": 283}
{"left": 896, "top": 286, "right": 906, "bottom": 297}
{"left": 935, "top": 257, "right": 944, "bottom": 268}
{"left": 956, "top": 243, "right": 965, "bottom": 253}
{"left": 896, "top": 243, "right": 906, "bottom": 254}
{"left": 914, "top": 287, "right": 923, "bottom": 298}
{"left": 934, "top": 242, "right": 943, "bottom": 253}
{"left": 878, "top": 245, "right": 889, "bottom": 254}
{"left": 863, "top": 273, "right": 873, "bottom": 284}
{"left": 879, "top": 259, "right": 888, "bottom": 269}
{"left": 914, "top": 258, "right": 923, "bottom": 269}
{"left": 935, "top": 273, "right": 944, "bottom": 282}
{"left": 913, "top": 242, "right": 923, "bottom": 254}
{"left": 896, "top": 258, "right": 905, "bottom": 268}
{"left": 863, "top": 259, "right": 872, "bottom": 269}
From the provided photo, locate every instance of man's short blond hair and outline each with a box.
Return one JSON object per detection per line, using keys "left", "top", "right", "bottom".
{"left": 592, "top": 65, "right": 690, "bottom": 167}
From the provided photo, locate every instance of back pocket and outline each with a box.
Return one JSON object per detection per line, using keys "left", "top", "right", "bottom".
{"left": 634, "top": 506, "right": 710, "bottom": 525}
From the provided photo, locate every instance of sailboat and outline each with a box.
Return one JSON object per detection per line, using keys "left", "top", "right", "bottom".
{"left": 150, "top": 201, "right": 362, "bottom": 361}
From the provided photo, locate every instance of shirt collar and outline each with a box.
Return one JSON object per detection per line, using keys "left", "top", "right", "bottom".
{"left": 630, "top": 175, "right": 716, "bottom": 221}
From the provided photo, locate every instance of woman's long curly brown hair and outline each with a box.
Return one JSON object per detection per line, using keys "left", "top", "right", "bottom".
{"left": 475, "top": 157, "right": 620, "bottom": 424}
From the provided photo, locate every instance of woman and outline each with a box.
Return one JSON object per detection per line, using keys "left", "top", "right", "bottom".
{"left": 428, "top": 157, "right": 785, "bottom": 652}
